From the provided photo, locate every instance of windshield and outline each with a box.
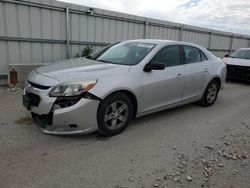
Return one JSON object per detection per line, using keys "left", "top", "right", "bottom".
{"left": 90, "top": 42, "right": 155, "bottom": 65}
{"left": 230, "top": 49, "right": 250, "bottom": 59}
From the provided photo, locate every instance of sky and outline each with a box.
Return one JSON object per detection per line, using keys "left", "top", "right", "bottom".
{"left": 58, "top": 0, "right": 250, "bottom": 36}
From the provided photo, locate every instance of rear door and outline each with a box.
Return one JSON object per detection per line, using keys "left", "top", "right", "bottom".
{"left": 142, "top": 45, "right": 185, "bottom": 112}
{"left": 181, "top": 45, "right": 209, "bottom": 101}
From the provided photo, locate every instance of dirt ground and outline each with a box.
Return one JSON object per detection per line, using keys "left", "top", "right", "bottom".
{"left": 0, "top": 82, "right": 249, "bottom": 188}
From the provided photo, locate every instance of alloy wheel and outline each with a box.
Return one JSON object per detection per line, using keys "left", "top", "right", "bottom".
{"left": 104, "top": 100, "right": 129, "bottom": 130}
{"left": 207, "top": 84, "right": 217, "bottom": 103}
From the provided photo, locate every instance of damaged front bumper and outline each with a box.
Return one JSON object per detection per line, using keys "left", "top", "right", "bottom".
{"left": 23, "top": 82, "right": 100, "bottom": 135}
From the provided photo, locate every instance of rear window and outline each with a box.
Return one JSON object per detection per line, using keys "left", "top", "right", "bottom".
{"left": 183, "top": 46, "right": 201, "bottom": 64}
{"left": 183, "top": 46, "right": 208, "bottom": 64}
{"left": 200, "top": 50, "right": 208, "bottom": 61}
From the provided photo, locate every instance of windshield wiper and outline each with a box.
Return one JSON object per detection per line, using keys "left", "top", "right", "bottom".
{"left": 97, "top": 59, "right": 112, "bottom": 63}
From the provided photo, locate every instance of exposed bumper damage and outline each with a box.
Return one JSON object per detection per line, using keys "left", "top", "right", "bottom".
{"left": 23, "top": 82, "right": 101, "bottom": 135}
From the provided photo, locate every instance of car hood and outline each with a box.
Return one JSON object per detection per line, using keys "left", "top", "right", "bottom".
{"left": 34, "top": 58, "right": 130, "bottom": 83}
{"left": 223, "top": 57, "right": 250, "bottom": 67}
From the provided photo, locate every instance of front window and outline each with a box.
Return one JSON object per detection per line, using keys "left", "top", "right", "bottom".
{"left": 230, "top": 49, "right": 250, "bottom": 59}
{"left": 90, "top": 42, "right": 155, "bottom": 65}
{"left": 151, "top": 45, "right": 181, "bottom": 67}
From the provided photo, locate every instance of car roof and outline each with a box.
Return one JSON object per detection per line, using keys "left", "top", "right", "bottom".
{"left": 124, "top": 39, "right": 203, "bottom": 48}
{"left": 237, "top": 48, "right": 250, "bottom": 50}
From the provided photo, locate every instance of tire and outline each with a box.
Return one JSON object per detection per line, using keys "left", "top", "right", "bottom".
{"left": 200, "top": 80, "right": 220, "bottom": 107}
{"left": 97, "top": 92, "right": 134, "bottom": 136}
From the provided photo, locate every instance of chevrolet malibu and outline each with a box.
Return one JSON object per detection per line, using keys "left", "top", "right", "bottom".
{"left": 23, "top": 39, "right": 226, "bottom": 136}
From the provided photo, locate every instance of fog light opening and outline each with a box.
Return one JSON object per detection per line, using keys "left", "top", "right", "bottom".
{"left": 69, "top": 124, "right": 77, "bottom": 128}
{"left": 54, "top": 96, "right": 81, "bottom": 109}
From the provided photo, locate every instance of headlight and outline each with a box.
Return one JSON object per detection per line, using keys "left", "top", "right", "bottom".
{"left": 49, "top": 80, "right": 97, "bottom": 97}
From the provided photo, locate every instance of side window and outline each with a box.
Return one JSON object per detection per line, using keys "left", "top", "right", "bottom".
{"left": 183, "top": 46, "right": 201, "bottom": 64}
{"left": 200, "top": 50, "right": 208, "bottom": 61}
{"left": 151, "top": 45, "right": 180, "bottom": 67}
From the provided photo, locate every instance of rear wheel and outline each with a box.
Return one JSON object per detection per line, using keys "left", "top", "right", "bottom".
{"left": 97, "top": 93, "right": 133, "bottom": 136}
{"left": 200, "top": 80, "right": 219, "bottom": 107}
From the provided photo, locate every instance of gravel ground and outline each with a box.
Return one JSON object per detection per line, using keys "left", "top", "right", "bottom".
{"left": 0, "top": 82, "right": 249, "bottom": 188}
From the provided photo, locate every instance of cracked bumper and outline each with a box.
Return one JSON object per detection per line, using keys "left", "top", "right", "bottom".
{"left": 24, "top": 85, "right": 100, "bottom": 135}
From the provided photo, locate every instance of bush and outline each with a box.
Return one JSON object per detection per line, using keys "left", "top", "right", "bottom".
{"left": 75, "top": 46, "right": 94, "bottom": 58}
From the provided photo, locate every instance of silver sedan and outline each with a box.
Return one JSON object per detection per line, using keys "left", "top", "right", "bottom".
{"left": 23, "top": 39, "right": 226, "bottom": 136}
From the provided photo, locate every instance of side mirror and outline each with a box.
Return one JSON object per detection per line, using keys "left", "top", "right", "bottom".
{"left": 224, "top": 54, "right": 229, "bottom": 57}
{"left": 144, "top": 62, "right": 165, "bottom": 72}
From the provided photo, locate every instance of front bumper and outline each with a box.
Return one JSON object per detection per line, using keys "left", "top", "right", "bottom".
{"left": 227, "top": 64, "right": 250, "bottom": 81}
{"left": 23, "top": 84, "right": 100, "bottom": 135}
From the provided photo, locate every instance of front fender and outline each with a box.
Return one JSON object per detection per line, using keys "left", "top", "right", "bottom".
{"left": 88, "top": 71, "right": 143, "bottom": 115}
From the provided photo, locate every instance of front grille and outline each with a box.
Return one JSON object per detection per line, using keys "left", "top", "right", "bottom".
{"left": 28, "top": 81, "right": 51, "bottom": 90}
{"left": 227, "top": 65, "right": 250, "bottom": 81}
{"left": 26, "top": 92, "right": 40, "bottom": 106}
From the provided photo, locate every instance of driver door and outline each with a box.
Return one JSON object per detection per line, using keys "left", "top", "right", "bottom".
{"left": 142, "top": 45, "right": 185, "bottom": 113}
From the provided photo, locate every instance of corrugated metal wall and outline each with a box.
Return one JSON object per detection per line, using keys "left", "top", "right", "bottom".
{"left": 0, "top": 0, "right": 250, "bottom": 77}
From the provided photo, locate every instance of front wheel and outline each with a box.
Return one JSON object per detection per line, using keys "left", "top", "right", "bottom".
{"left": 200, "top": 80, "right": 220, "bottom": 107}
{"left": 97, "top": 93, "right": 133, "bottom": 136}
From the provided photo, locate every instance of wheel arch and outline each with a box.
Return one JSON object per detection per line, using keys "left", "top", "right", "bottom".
{"left": 211, "top": 77, "right": 221, "bottom": 89}
{"left": 201, "top": 76, "right": 222, "bottom": 98}
{"left": 100, "top": 90, "right": 138, "bottom": 119}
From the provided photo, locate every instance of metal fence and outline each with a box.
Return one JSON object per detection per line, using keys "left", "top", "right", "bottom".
{"left": 1, "top": 0, "right": 250, "bottom": 79}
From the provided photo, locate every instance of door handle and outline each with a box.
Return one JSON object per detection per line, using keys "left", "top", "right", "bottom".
{"left": 204, "top": 68, "right": 208, "bottom": 72}
{"left": 176, "top": 73, "right": 184, "bottom": 78}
